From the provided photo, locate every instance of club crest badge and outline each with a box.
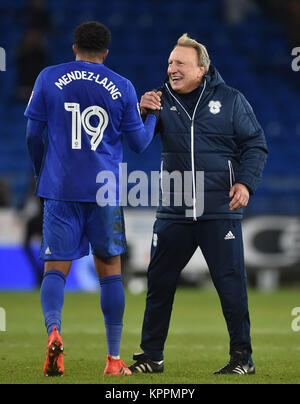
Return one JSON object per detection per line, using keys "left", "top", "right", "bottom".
{"left": 208, "top": 100, "right": 222, "bottom": 115}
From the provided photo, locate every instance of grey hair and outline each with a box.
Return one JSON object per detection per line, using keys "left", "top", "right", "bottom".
{"left": 175, "top": 33, "right": 210, "bottom": 72}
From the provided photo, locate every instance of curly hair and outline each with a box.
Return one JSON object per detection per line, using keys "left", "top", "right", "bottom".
{"left": 74, "top": 21, "right": 111, "bottom": 54}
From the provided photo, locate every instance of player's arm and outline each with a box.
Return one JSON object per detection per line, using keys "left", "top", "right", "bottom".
{"left": 139, "top": 90, "right": 163, "bottom": 135}
{"left": 24, "top": 69, "right": 48, "bottom": 180}
{"left": 139, "top": 90, "right": 162, "bottom": 117}
{"left": 125, "top": 113, "right": 157, "bottom": 154}
{"left": 24, "top": 68, "right": 48, "bottom": 180}
{"left": 121, "top": 82, "right": 161, "bottom": 154}
{"left": 26, "top": 118, "right": 47, "bottom": 181}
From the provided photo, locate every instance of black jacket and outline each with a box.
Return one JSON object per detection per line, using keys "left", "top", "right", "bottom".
{"left": 155, "top": 65, "right": 268, "bottom": 220}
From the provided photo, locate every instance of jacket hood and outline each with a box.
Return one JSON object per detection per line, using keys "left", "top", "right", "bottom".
{"left": 205, "top": 64, "right": 225, "bottom": 88}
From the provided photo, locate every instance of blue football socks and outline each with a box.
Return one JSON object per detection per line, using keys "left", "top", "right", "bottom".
{"left": 40, "top": 270, "right": 66, "bottom": 335}
{"left": 40, "top": 270, "right": 125, "bottom": 357}
{"left": 99, "top": 275, "right": 125, "bottom": 357}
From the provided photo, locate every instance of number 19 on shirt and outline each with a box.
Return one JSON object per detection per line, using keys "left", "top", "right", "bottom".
{"left": 64, "top": 102, "right": 109, "bottom": 151}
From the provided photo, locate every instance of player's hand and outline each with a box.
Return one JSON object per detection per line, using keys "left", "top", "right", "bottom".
{"left": 140, "top": 91, "right": 162, "bottom": 116}
{"left": 229, "top": 183, "right": 249, "bottom": 211}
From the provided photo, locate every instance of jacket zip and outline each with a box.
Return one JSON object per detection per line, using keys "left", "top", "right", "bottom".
{"left": 228, "top": 160, "right": 235, "bottom": 189}
{"left": 165, "top": 80, "right": 207, "bottom": 220}
{"left": 160, "top": 159, "right": 164, "bottom": 194}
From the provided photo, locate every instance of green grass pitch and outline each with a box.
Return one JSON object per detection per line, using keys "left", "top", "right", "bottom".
{"left": 0, "top": 288, "right": 300, "bottom": 384}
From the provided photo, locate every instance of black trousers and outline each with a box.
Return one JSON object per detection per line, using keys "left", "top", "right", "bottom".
{"left": 140, "top": 218, "right": 252, "bottom": 362}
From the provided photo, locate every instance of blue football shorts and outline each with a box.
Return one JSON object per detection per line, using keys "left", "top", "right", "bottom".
{"left": 40, "top": 199, "right": 126, "bottom": 261}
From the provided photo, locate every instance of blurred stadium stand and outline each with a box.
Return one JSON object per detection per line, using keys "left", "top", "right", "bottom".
{"left": 0, "top": 0, "right": 299, "bottom": 290}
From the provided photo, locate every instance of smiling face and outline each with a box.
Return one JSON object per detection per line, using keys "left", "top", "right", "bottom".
{"left": 168, "top": 46, "right": 206, "bottom": 94}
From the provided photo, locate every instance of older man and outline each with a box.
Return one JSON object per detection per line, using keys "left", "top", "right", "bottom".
{"left": 130, "top": 33, "right": 268, "bottom": 375}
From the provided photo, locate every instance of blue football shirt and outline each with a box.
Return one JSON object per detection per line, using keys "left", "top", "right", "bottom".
{"left": 24, "top": 60, "right": 145, "bottom": 202}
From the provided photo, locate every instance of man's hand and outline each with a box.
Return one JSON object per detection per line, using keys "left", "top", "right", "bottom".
{"left": 229, "top": 183, "right": 249, "bottom": 211}
{"left": 140, "top": 91, "right": 162, "bottom": 116}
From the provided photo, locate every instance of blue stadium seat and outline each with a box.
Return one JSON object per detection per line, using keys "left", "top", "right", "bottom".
{"left": 0, "top": 0, "right": 299, "bottom": 212}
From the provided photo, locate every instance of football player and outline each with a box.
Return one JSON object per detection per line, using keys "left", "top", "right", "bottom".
{"left": 25, "top": 21, "right": 158, "bottom": 377}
